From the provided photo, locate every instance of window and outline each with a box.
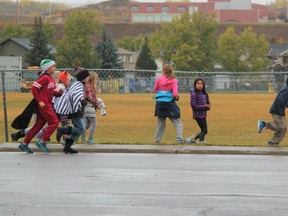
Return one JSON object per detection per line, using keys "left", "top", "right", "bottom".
{"left": 146, "top": 6, "right": 154, "bottom": 12}
{"left": 189, "top": 6, "right": 198, "bottom": 14}
{"left": 162, "top": 6, "right": 169, "bottom": 12}
{"left": 125, "top": 54, "right": 132, "bottom": 62}
{"left": 283, "top": 56, "right": 288, "bottom": 64}
{"left": 178, "top": 6, "right": 185, "bottom": 12}
{"left": 120, "top": 54, "right": 133, "bottom": 62}
{"left": 131, "top": 6, "right": 138, "bottom": 11}
{"left": 132, "top": 15, "right": 147, "bottom": 22}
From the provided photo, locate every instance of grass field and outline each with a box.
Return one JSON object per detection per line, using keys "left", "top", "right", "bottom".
{"left": 1, "top": 92, "right": 285, "bottom": 147}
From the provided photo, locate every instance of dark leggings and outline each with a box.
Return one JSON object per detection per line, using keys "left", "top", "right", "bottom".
{"left": 194, "top": 118, "right": 208, "bottom": 141}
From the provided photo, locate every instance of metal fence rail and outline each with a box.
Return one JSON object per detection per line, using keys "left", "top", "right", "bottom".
{"left": 1, "top": 69, "right": 287, "bottom": 146}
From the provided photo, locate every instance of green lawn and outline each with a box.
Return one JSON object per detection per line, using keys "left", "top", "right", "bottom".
{"left": 1, "top": 92, "right": 283, "bottom": 146}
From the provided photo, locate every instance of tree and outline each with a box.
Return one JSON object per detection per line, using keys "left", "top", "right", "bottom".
{"left": 149, "top": 13, "right": 218, "bottom": 71}
{"left": 216, "top": 26, "right": 242, "bottom": 71}
{"left": 116, "top": 35, "right": 144, "bottom": 51}
{"left": 217, "top": 26, "right": 269, "bottom": 72}
{"left": 239, "top": 26, "right": 270, "bottom": 72}
{"left": 25, "top": 16, "right": 53, "bottom": 67}
{"left": 0, "top": 24, "right": 32, "bottom": 41}
{"left": 56, "top": 9, "right": 102, "bottom": 68}
{"left": 42, "top": 22, "right": 57, "bottom": 45}
{"left": 95, "top": 28, "right": 123, "bottom": 69}
{"left": 135, "top": 37, "right": 157, "bottom": 71}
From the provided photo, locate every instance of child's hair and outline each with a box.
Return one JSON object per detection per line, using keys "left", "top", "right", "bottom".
{"left": 194, "top": 78, "right": 209, "bottom": 100}
{"left": 89, "top": 71, "right": 99, "bottom": 89}
{"left": 162, "top": 64, "right": 175, "bottom": 79}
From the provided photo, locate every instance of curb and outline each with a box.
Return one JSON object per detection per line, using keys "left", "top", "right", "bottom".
{"left": 1, "top": 143, "right": 288, "bottom": 155}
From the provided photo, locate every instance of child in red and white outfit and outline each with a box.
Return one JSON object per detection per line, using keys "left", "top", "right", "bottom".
{"left": 18, "top": 59, "right": 63, "bottom": 154}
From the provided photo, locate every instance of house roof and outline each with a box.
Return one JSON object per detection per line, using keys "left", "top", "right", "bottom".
{"left": 0, "top": 38, "right": 57, "bottom": 54}
{"left": 118, "top": 47, "right": 137, "bottom": 55}
{"left": 267, "top": 44, "right": 288, "bottom": 57}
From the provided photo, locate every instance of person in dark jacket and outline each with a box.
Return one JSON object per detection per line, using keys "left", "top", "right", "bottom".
{"left": 184, "top": 78, "right": 211, "bottom": 145}
{"left": 258, "top": 78, "right": 288, "bottom": 145}
{"left": 54, "top": 67, "right": 90, "bottom": 154}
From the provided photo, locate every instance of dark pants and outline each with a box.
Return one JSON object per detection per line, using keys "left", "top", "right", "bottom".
{"left": 194, "top": 118, "right": 208, "bottom": 141}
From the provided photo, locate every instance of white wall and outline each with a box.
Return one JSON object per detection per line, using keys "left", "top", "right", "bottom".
{"left": 215, "top": 0, "right": 251, "bottom": 10}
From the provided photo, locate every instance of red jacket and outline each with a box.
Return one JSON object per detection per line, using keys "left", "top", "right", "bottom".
{"left": 31, "top": 73, "right": 62, "bottom": 107}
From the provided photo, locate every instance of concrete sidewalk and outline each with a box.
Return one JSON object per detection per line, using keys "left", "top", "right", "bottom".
{"left": 1, "top": 142, "right": 288, "bottom": 155}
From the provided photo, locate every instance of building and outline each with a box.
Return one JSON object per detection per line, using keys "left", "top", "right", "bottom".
{"left": 118, "top": 47, "right": 138, "bottom": 69}
{"left": 267, "top": 44, "right": 288, "bottom": 72}
{"left": 0, "top": 38, "right": 57, "bottom": 68}
{"left": 130, "top": 0, "right": 276, "bottom": 24}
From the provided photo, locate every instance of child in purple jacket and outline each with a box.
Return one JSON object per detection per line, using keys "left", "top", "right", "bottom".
{"left": 185, "top": 78, "right": 211, "bottom": 144}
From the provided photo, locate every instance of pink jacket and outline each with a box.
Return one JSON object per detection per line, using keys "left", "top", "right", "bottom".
{"left": 153, "top": 75, "right": 179, "bottom": 98}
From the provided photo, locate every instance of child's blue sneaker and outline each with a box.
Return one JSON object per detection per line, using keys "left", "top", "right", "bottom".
{"left": 87, "top": 139, "right": 97, "bottom": 144}
{"left": 257, "top": 120, "right": 266, "bottom": 133}
{"left": 18, "top": 143, "right": 33, "bottom": 154}
{"left": 36, "top": 141, "right": 50, "bottom": 153}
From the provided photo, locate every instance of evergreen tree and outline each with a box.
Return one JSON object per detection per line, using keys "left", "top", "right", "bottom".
{"left": 25, "top": 16, "right": 53, "bottom": 67}
{"left": 135, "top": 37, "right": 157, "bottom": 72}
{"left": 95, "top": 28, "right": 124, "bottom": 70}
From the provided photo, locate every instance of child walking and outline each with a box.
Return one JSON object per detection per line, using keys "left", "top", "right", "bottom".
{"left": 54, "top": 71, "right": 72, "bottom": 144}
{"left": 81, "top": 72, "right": 100, "bottom": 144}
{"left": 18, "top": 59, "right": 63, "bottom": 154}
{"left": 54, "top": 67, "right": 90, "bottom": 154}
{"left": 153, "top": 64, "right": 183, "bottom": 144}
{"left": 185, "top": 78, "right": 211, "bottom": 144}
{"left": 258, "top": 77, "right": 288, "bottom": 145}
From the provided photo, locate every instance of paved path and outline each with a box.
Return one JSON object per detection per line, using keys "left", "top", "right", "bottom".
{"left": 1, "top": 153, "right": 288, "bottom": 216}
{"left": 1, "top": 143, "right": 288, "bottom": 155}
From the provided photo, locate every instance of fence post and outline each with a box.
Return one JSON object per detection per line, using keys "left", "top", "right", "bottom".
{"left": 1, "top": 71, "right": 9, "bottom": 142}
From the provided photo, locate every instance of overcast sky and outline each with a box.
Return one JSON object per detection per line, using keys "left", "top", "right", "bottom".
{"left": 33, "top": 0, "right": 275, "bottom": 8}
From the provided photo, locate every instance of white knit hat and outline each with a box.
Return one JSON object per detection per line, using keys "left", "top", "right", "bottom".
{"left": 39, "top": 59, "right": 55, "bottom": 76}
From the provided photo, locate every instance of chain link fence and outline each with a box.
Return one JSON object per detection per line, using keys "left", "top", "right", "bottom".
{"left": 1, "top": 69, "right": 287, "bottom": 146}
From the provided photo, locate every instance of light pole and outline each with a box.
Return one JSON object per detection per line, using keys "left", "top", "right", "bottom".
{"left": 139, "top": 32, "right": 153, "bottom": 52}
{"left": 16, "top": 0, "right": 19, "bottom": 24}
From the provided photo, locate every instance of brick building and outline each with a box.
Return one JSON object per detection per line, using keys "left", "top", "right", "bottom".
{"left": 130, "top": 0, "right": 276, "bottom": 24}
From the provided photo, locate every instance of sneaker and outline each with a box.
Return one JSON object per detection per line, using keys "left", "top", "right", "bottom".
{"left": 184, "top": 136, "right": 196, "bottom": 144}
{"left": 18, "top": 143, "right": 33, "bottom": 154}
{"left": 36, "top": 141, "right": 50, "bottom": 153}
{"left": 267, "top": 141, "right": 279, "bottom": 146}
{"left": 100, "top": 108, "right": 106, "bottom": 116}
{"left": 87, "top": 139, "right": 97, "bottom": 144}
{"left": 177, "top": 140, "right": 184, "bottom": 144}
{"left": 197, "top": 141, "right": 207, "bottom": 145}
{"left": 257, "top": 120, "right": 266, "bottom": 133}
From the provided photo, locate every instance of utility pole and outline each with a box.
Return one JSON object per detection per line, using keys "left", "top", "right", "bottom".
{"left": 16, "top": 0, "right": 19, "bottom": 24}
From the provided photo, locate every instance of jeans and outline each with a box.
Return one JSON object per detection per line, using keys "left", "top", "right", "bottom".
{"left": 70, "top": 117, "right": 86, "bottom": 141}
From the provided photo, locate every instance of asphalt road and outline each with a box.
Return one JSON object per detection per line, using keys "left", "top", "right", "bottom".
{"left": 0, "top": 152, "right": 288, "bottom": 216}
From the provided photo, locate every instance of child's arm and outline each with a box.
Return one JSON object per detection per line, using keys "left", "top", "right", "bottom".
{"left": 96, "top": 98, "right": 106, "bottom": 108}
{"left": 31, "top": 75, "right": 47, "bottom": 107}
{"left": 84, "top": 85, "right": 99, "bottom": 109}
{"left": 172, "top": 78, "right": 179, "bottom": 100}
